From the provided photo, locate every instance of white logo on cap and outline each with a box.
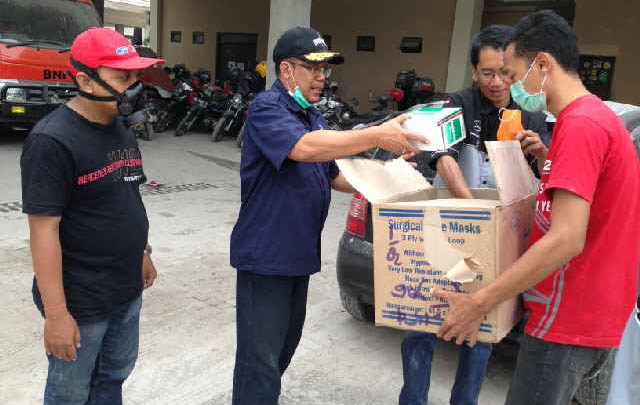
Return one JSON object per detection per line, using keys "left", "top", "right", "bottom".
{"left": 313, "top": 37, "right": 326, "bottom": 48}
{"left": 116, "top": 46, "right": 130, "bottom": 56}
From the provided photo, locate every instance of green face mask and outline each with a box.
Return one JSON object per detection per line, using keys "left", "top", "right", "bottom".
{"left": 290, "top": 86, "right": 313, "bottom": 109}
{"left": 285, "top": 62, "right": 312, "bottom": 109}
{"left": 510, "top": 60, "right": 547, "bottom": 113}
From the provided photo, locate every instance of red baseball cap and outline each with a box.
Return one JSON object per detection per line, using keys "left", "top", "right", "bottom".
{"left": 70, "top": 27, "right": 164, "bottom": 74}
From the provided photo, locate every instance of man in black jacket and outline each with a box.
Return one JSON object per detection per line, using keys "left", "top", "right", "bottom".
{"left": 399, "top": 25, "right": 549, "bottom": 405}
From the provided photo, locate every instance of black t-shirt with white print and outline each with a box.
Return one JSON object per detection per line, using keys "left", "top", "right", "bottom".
{"left": 21, "top": 105, "right": 149, "bottom": 324}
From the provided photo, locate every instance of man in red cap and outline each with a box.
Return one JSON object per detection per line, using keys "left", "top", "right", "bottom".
{"left": 21, "top": 28, "right": 163, "bottom": 405}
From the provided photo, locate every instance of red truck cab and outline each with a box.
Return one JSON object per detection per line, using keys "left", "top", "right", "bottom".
{"left": 0, "top": 0, "right": 101, "bottom": 130}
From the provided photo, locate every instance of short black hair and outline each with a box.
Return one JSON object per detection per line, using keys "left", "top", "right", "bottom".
{"left": 509, "top": 9, "right": 579, "bottom": 73}
{"left": 470, "top": 25, "right": 514, "bottom": 67}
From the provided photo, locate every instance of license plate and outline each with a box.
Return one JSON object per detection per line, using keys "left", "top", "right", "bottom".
{"left": 11, "top": 106, "right": 26, "bottom": 114}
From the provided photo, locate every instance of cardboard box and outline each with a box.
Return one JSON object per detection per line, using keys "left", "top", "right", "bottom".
{"left": 402, "top": 104, "right": 466, "bottom": 152}
{"left": 337, "top": 141, "right": 536, "bottom": 343}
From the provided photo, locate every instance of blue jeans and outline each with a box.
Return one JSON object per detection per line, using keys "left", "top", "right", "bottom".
{"left": 43, "top": 296, "right": 142, "bottom": 405}
{"left": 399, "top": 331, "right": 492, "bottom": 405}
{"left": 232, "top": 271, "right": 310, "bottom": 405}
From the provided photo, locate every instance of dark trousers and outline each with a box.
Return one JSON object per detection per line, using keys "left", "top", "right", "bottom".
{"left": 232, "top": 271, "right": 310, "bottom": 405}
{"left": 506, "top": 334, "right": 611, "bottom": 405}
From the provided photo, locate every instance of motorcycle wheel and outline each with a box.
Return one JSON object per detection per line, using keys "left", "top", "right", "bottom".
{"left": 153, "top": 110, "right": 171, "bottom": 133}
{"left": 175, "top": 109, "right": 197, "bottom": 137}
{"left": 236, "top": 122, "right": 246, "bottom": 148}
{"left": 174, "top": 118, "right": 189, "bottom": 137}
{"left": 141, "top": 122, "right": 154, "bottom": 141}
{"left": 212, "top": 117, "right": 229, "bottom": 142}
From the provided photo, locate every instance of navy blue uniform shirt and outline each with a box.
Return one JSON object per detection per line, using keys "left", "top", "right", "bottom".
{"left": 230, "top": 80, "right": 340, "bottom": 276}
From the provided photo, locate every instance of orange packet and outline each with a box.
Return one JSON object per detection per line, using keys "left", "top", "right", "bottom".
{"left": 497, "top": 109, "right": 524, "bottom": 141}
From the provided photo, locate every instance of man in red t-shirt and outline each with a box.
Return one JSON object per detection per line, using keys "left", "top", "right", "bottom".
{"left": 434, "top": 10, "right": 640, "bottom": 404}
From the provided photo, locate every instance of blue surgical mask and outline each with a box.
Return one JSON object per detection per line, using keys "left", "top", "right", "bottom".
{"left": 511, "top": 61, "right": 547, "bottom": 113}
{"left": 285, "top": 63, "right": 312, "bottom": 109}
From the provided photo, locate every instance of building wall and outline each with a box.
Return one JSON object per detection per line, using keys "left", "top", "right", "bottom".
{"left": 158, "top": 0, "right": 457, "bottom": 109}
{"left": 157, "top": 1, "right": 638, "bottom": 107}
{"left": 311, "top": 0, "right": 457, "bottom": 110}
{"left": 481, "top": 7, "right": 531, "bottom": 27}
{"left": 483, "top": 1, "right": 640, "bottom": 106}
{"left": 104, "top": 6, "right": 148, "bottom": 28}
{"left": 159, "top": 0, "right": 270, "bottom": 76}
{"left": 574, "top": 0, "right": 640, "bottom": 105}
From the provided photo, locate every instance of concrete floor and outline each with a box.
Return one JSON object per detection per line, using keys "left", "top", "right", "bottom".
{"left": 0, "top": 130, "right": 515, "bottom": 405}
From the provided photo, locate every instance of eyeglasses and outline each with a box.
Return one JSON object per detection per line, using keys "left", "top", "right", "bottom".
{"left": 290, "top": 60, "right": 332, "bottom": 78}
{"left": 478, "top": 69, "right": 512, "bottom": 83}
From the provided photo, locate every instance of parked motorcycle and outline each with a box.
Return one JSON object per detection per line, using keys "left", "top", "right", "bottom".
{"left": 394, "top": 69, "right": 445, "bottom": 110}
{"left": 235, "top": 94, "right": 256, "bottom": 148}
{"left": 175, "top": 86, "right": 228, "bottom": 137}
{"left": 175, "top": 70, "right": 229, "bottom": 137}
{"left": 212, "top": 91, "right": 252, "bottom": 142}
{"left": 236, "top": 120, "right": 246, "bottom": 148}
{"left": 147, "top": 64, "right": 194, "bottom": 133}
{"left": 136, "top": 65, "right": 178, "bottom": 139}
{"left": 313, "top": 81, "right": 357, "bottom": 130}
{"left": 220, "top": 65, "right": 267, "bottom": 145}
{"left": 154, "top": 79, "right": 192, "bottom": 133}
{"left": 130, "top": 91, "right": 156, "bottom": 141}
{"left": 333, "top": 93, "right": 396, "bottom": 130}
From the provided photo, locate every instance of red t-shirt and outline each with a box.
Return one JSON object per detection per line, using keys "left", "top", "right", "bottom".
{"left": 524, "top": 95, "right": 640, "bottom": 347}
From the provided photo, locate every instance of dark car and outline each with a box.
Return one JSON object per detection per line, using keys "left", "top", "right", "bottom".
{"left": 336, "top": 149, "right": 434, "bottom": 321}
{"left": 335, "top": 101, "right": 640, "bottom": 405}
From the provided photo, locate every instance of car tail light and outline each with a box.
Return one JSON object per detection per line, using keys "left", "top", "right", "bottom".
{"left": 346, "top": 192, "right": 368, "bottom": 238}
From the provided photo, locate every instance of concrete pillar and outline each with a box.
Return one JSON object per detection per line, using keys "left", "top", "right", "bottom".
{"left": 445, "top": 0, "right": 484, "bottom": 93}
{"left": 150, "top": 0, "right": 161, "bottom": 54}
{"left": 266, "top": 0, "right": 312, "bottom": 88}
